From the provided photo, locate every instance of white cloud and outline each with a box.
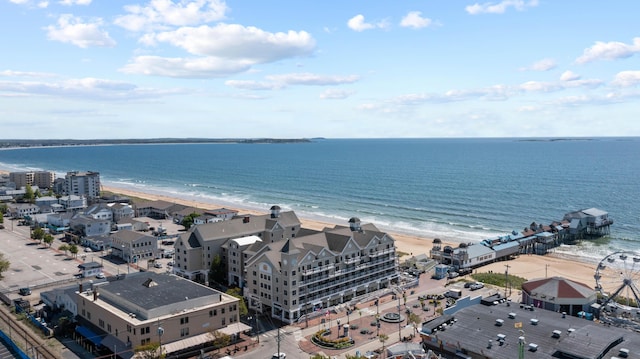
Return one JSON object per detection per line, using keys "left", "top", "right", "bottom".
{"left": 9, "top": 0, "right": 30, "bottom": 4}
{"left": 265, "top": 73, "right": 359, "bottom": 86}
{"left": 59, "top": 0, "right": 92, "bottom": 5}
{"left": 45, "top": 14, "right": 116, "bottom": 48}
{"left": 0, "top": 70, "right": 57, "bottom": 78}
{"left": 575, "top": 37, "right": 640, "bottom": 64}
{"left": 120, "top": 56, "right": 254, "bottom": 78}
{"left": 519, "top": 80, "right": 562, "bottom": 93}
{"left": 320, "top": 89, "right": 353, "bottom": 99}
{"left": 612, "top": 71, "right": 640, "bottom": 87}
{"left": 400, "top": 11, "right": 432, "bottom": 29}
{"left": 347, "top": 14, "right": 388, "bottom": 32}
{"left": 0, "top": 77, "right": 178, "bottom": 100}
{"left": 465, "top": 0, "right": 539, "bottom": 15}
{"left": 521, "top": 58, "right": 556, "bottom": 71}
{"left": 152, "top": 24, "right": 315, "bottom": 61}
{"left": 38, "top": 1, "right": 48, "bottom": 7}
{"left": 114, "top": 0, "right": 228, "bottom": 32}
{"left": 225, "top": 80, "right": 282, "bottom": 91}
{"left": 560, "top": 70, "right": 580, "bottom": 81}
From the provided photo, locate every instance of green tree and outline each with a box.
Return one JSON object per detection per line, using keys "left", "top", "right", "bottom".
{"left": 69, "top": 244, "right": 79, "bottom": 258}
{"left": 181, "top": 212, "right": 200, "bottom": 229}
{"left": 134, "top": 342, "right": 163, "bottom": 359}
{"left": 32, "top": 227, "right": 45, "bottom": 243}
{"left": 0, "top": 253, "right": 10, "bottom": 279}
{"left": 34, "top": 189, "right": 42, "bottom": 198}
{"left": 208, "top": 254, "right": 226, "bottom": 285}
{"left": 0, "top": 211, "right": 4, "bottom": 224}
{"left": 23, "top": 184, "right": 35, "bottom": 203}
{"left": 43, "top": 233, "right": 54, "bottom": 247}
{"left": 0, "top": 203, "right": 7, "bottom": 215}
{"left": 226, "top": 287, "right": 248, "bottom": 316}
{"left": 209, "top": 330, "right": 231, "bottom": 353}
{"left": 310, "top": 355, "right": 330, "bottom": 359}
{"left": 58, "top": 244, "right": 69, "bottom": 256}
{"left": 378, "top": 333, "right": 389, "bottom": 356}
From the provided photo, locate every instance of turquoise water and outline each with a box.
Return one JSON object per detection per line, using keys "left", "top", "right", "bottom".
{"left": 1, "top": 137, "right": 638, "bottom": 262}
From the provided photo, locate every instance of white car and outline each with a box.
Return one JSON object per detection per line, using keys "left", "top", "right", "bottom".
{"left": 84, "top": 247, "right": 92, "bottom": 252}
{"left": 96, "top": 273, "right": 105, "bottom": 279}
{"left": 154, "top": 262, "right": 163, "bottom": 268}
{"left": 167, "top": 261, "right": 174, "bottom": 266}
{"left": 272, "top": 353, "right": 286, "bottom": 359}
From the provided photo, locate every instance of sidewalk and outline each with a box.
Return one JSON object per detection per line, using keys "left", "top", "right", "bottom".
{"left": 289, "top": 274, "right": 448, "bottom": 358}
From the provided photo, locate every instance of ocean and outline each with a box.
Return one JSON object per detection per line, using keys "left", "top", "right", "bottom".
{"left": 1, "top": 137, "right": 638, "bottom": 265}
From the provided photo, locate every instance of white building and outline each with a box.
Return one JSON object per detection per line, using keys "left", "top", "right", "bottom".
{"left": 64, "top": 171, "right": 101, "bottom": 199}
{"left": 110, "top": 230, "right": 159, "bottom": 264}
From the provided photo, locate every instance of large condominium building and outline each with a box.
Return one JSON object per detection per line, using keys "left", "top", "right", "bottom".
{"left": 244, "top": 218, "right": 398, "bottom": 324}
{"left": 173, "top": 206, "right": 302, "bottom": 284}
{"left": 9, "top": 171, "right": 33, "bottom": 189}
{"left": 74, "top": 272, "right": 246, "bottom": 358}
{"left": 65, "top": 171, "right": 101, "bottom": 199}
{"left": 9, "top": 170, "right": 55, "bottom": 189}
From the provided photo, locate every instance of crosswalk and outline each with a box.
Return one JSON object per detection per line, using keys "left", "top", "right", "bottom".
{"left": 261, "top": 328, "right": 304, "bottom": 342}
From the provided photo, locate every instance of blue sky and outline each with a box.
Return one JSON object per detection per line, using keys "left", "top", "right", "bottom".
{"left": 1, "top": 0, "right": 639, "bottom": 139}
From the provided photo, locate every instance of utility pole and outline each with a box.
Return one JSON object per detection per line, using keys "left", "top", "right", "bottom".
{"left": 504, "top": 264, "right": 511, "bottom": 299}
{"left": 545, "top": 264, "right": 549, "bottom": 278}
{"left": 276, "top": 326, "right": 281, "bottom": 357}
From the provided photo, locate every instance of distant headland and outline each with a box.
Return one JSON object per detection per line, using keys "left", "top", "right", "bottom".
{"left": 0, "top": 138, "right": 313, "bottom": 148}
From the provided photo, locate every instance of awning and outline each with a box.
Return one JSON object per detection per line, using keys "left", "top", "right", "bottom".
{"left": 100, "top": 335, "right": 134, "bottom": 359}
{"left": 162, "top": 332, "right": 212, "bottom": 354}
{"left": 217, "top": 322, "right": 252, "bottom": 336}
{"left": 75, "top": 325, "right": 102, "bottom": 346}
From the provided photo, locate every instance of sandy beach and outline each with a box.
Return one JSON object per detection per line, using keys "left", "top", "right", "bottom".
{"left": 100, "top": 184, "right": 600, "bottom": 289}
{"left": 0, "top": 165, "right": 599, "bottom": 290}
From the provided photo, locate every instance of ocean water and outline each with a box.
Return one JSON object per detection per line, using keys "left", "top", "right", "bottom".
{"left": 1, "top": 137, "right": 638, "bottom": 264}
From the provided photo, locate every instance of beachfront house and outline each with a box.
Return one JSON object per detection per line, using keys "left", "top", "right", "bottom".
{"left": 134, "top": 199, "right": 186, "bottom": 220}
{"left": 59, "top": 195, "right": 87, "bottom": 212}
{"left": 109, "top": 202, "right": 135, "bottom": 222}
{"left": 64, "top": 171, "right": 101, "bottom": 200}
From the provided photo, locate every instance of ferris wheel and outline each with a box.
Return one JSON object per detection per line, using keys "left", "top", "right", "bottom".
{"left": 594, "top": 251, "right": 640, "bottom": 310}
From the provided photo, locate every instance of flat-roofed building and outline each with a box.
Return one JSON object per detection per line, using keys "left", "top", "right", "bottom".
{"left": 74, "top": 272, "right": 245, "bottom": 358}
{"left": 33, "top": 171, "right": 55, "bottom": 189}
{"left": 65, "top": 171, "right": 101, "bottom": 200}
{"left": 419, "top": 301, "right": 640, "bottom": 359}
{"left": 9, "top": 171, "right": 33, "bottom": 189}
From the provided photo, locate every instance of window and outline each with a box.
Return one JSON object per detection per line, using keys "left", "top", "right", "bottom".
{"left": 221, "top": 308, "right": 225, "bottom": 314}
{"left": 99, "top": 319, "right": 104, "bottom": 328}
{"left": 180, "top": 317, "right": 189, "bottom": 325}
{"left": 127, "top": 325, "right": 132, "bottom": 333}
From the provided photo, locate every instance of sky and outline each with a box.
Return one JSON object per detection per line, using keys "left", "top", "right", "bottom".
{"left": 1, "top": 0, "right": 640, "bottom": 139}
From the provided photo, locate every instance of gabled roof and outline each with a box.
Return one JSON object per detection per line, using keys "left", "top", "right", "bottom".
{"left": 110, "top": 229, "right": 155, "bottom": 244}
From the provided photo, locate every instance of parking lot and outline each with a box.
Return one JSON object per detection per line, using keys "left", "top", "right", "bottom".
{"left": 0, "top": 217, "right": 183, "bottom": 304}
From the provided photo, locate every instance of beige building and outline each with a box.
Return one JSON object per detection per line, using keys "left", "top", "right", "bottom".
{"left": 33, "top": 171, "right": 55, "bottom": 189}
{"left": 244, "top": 217, "right": 398, "bottom": 324}
{"left": 9, "top": 171, "right": 34, "bottom": 189}
{"left": 75, "top": 272, "right": 246, "bottom": 358}
{"left": 173, "top": 206, "right": 301, "bottom": 284}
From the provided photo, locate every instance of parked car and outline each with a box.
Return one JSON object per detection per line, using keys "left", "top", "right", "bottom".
{"left": 272, "top": 353, "right": 286, "bottom": 359}
{"left": 96, "top": 273, "right": 105, "bottom": 279}
{"left": 470, "top": 282, "right": 484, "bottom": 291}
{"left": 19, "top": 287, "right": 32, "bottom": 296}
{"left": 154, "top": 262, "right": 163, "bottom": 268}
{"left": 167, "top": 261, "right": 174, "bottom": 266}
{"left": 84, "top": 247, "right": 92, "bottom": 252}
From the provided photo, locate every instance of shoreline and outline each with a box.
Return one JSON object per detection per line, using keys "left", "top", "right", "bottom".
{"left": 100, "top": 184, "right": 600, "bottom": 289}
{"left": 0, "top": 169, "right": 600, "bottom": 288}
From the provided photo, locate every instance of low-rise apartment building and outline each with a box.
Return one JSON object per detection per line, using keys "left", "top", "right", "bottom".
{"left": 110, "top": 230, "right": 159, "bottom": 264}
{"left": 74, "top": 272, "right": 245, "bottom": 358}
